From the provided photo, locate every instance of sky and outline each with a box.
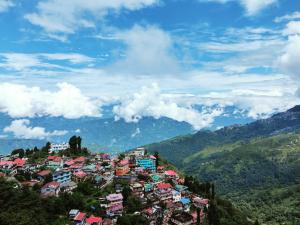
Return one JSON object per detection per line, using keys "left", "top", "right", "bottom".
{"left": 0, "top": 0, "right": 300, "bottom": 132}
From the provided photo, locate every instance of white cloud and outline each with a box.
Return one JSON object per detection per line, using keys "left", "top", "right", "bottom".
{"left": 278, "top": 35, "right": 300, "bottom": 93}
{"left": 199, "top": 0, "right": 276, "bottom": 16}
{"left": 25, "top": 0, "right": 160, "bottom": 38}
{"left": 0, "top": 0, "right": 14, "bottom": 13}
{"left": 0, "top": 53, "right": 94, "bottom": 71}
{"left": 0, "top": 82, "right": 101, "bottom": 118}
{"left": 113, "top": 83, "right": 223, "bottom": 130}
{"left": 283, "top": 21, "right": 300, "bottom": 36}
{"left": 112, "top": 25, "right": 179, "bottom": 75}
{"left": 274, "top": 11, "right": 300, "bottom": 23}
{"left": 4, "top": 119, "right": 68, "bottom": 139}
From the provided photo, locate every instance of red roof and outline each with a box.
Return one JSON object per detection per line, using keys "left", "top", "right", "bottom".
{"left": 14, "top": 158, "right": 26, "bottom": 167}
{"left": 86, "top": 215, "right": 102, "bottom": 224}
{"left": 0, "top": 160, "right": 14, "bottom": 166}
{"left": 37, "top": 170, "right": 51, "bottom": 177}
{"left": 47, "top": 156, "right": 61, "bottom": 162}
{"left": 73, "top": 156, "right": 86, "bottom": 162}
{"left": 165, "top": 170, "right": 177, "bottom": 176}
{"left": 64, "top": 159, "right": 74, "bottom": 166}
{"left": 74, "top": 212, "right": 86, "bottom": 221}
{"left": 157, "top": 183, "right": 172, "bottom": 190}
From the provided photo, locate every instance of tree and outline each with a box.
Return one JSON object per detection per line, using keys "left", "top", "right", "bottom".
{"left": 154, "top": 151, "right": 159, "bottom": 170}
{"left": 254, "top": 220, "right": 260, "bottom": 225}
{"left": 11, "top": 149, "right": 25, "bottom": 158}
{"left": 211, "top": 183, "right": 215, "bottom": 199}
{"left": 77, "top": 136, "right": 82, "bottom": 150}
{"left": 122, "top": 185, "right": 132, "bottom": 203}
{"left": 69, "top": 136, "right": 78, "bottom": 151}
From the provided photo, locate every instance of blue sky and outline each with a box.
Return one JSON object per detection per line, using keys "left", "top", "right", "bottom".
{"left": 0, "top": 0, "right": 300, "bottom": 131}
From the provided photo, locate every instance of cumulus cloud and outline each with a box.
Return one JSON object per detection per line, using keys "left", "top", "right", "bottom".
{"left": 199, "top": 0, "right": 276, "bottom": 16}
{"left": 112, "top": 25, "right": 179, "bottom": 75}
{"left": 113, "top": 83, "right": 223, "bottom": 130}
{"left": 0, "top": 82, "right": 101, "bottom": 118}
{"left": 25, "top": 0, "right": 159, "bottom": 38}
{"left": 4, "top": 119, "right": 68, "bottom": 139}
{"left": 0, "top": 0, "right": 14, "bottom": 13}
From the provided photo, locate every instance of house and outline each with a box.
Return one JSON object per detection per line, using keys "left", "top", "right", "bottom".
{"left": 73, "top": 170, "right": 87, "bottom": 182}
{"left": 37, "top": 170, "right": 52, "bottom": 181}
{"left": 47, "top": 156, "right": 63, "bottom": 169}
{"left": 130, "top": 182, "right": 144, "bottom": 198}
{"left": 106, "top": 193, "right": 123, "bottom": 216}
{"left": 154, "top": 183, "right": 173, "bottom": 202}
{"left": 172, "top": 190, "right": 181, "bottom": 202}
{"left": 144, "top": 183, "right": 153, "bottom": 192}
{"left": 180, "top": 197, "right": 191, "bottom": 211}
{"left": 165, "top": 170, "right": 178, "bottom": 179}
{"left": 136, "top": 157, "right": 156, "bottom": 172}
{"left": 193, "top": 197, "right": 209, "bottom": 209}
{"left": 69, "top": 209, "right": 80, "bottom": 219}
{"left": 131, "top": 148, "right": 145, "bottom": 157}
{"left": 41, "top": 181, "right": 60, "bottom": 197}
{"left": 49, "top": 142, "right": 69, "bottom": 153}
{"left": 142, "top": 206, "right": 163, "bottom": 224}
{"left": 115, "top": 159, "right": 130, "bottom": 176}
{"left": 60, "top": 181, "right": 77, "bottom": 192}
{"left": 14, "top": 158, "right": 26, "bottom": 167}
{"left": 170, "top": 212, "right": 194, "bottom": 225}
{"left": 74, "top": 212, "right": 86, "bottom": 225}
{"left": 86, "top": 215, "right": 103, "bottom": 225}
{"left": 53, "top": 170, "right": 72, "bottom": 183}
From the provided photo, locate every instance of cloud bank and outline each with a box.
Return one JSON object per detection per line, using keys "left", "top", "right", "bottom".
{"left": 0, "top": 83, "right": 101, "bottom": 118}
{"left": 4, "top": 119, "right": 68, "bottom": 139}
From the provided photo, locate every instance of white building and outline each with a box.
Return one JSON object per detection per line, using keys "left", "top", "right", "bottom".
{"left": 50, "top": 143, "right": 69, "bottom": 152}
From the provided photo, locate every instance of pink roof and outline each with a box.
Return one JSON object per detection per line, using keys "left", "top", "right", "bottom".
{"left": 74, "top": 212, "right": 86, "bottom": 221}
{"left": 73, "top": 170, "right": 87, "bottom": 178}
{"left": 64, "top": 160, "right": 74, "bottom": 166}
{"left": 0, "top": 160, "right": 14, "bottom": 166}
{"left": 74, "top": 156, "right": 86, "bottom": 162}
{"left": 106, "top": 193, "right": 123, "bottom": 201}
{"left": 37, "top": 170, "right": 51, "bottom": 176}
{"left": 86, "top": 215, "right": 103, "bottom": 224}
{"left": 149, "top": 155, "right": 156, "bottom": 159}
{"left": 157, "top": 183, "right": 172, "bottom": 190}
{"left": 165, "top": 170, "right": 177, "bottom": 176}
{"left": 14, "top": 158, "right": 26, "bottom": 167}
{"left": 42, "top": 181, "right": 60, "bottom": 189}
{"left": 119, "top": 159, "right": 129, "bottom": 166}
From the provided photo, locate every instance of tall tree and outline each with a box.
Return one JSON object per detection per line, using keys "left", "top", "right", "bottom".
{"left": 69, "top": 136, "right": 78, "bottom": 151}
{"left": 77, "top": 136, "right": 82, "bottom": 150}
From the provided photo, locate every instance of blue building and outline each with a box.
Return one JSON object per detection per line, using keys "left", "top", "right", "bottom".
{"left": 136, "top": 158, "right": 156, "bottom": 172}
{"left": 53, "top": 170, "right": 72, "bottom": 183}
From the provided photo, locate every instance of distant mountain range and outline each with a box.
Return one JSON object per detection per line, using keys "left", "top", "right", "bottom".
{"left": 0, "top": 105, "right": 254, "bottom": 155}
{"left": 145, "top": 105, "right": 300, "bottom": 224}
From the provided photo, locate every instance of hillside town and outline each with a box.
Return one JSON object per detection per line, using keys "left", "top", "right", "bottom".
{"left": 0, "top": 139, "right": 209, "bottom": 225}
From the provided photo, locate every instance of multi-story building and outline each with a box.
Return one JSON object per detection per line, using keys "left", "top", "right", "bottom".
{"left": 170, "top": 212, "right": 194, "bottom": 225}
{"left": 49, "top": 143, "right": 69, "bottom": 153}
{"left": 130, "top": 182, "right": 144, "bottom": 198}
{"left": 53, "top": 170, "right": 72, "bottom": 183}
{"left": 115, "top": 159, "right": 130, "bottom": 176}
{"left": 136, "top": 157, "right": 156, "bottom": 172}
{"left": 41, "top": 181, "right": 61, "bottom": 197}
{"left": 106, "top": 193, "right": 123, "bottom": 216}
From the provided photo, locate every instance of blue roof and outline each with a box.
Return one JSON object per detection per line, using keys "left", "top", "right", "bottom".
{"left": 180, "top": 197, "right": 191, "bottom": 205}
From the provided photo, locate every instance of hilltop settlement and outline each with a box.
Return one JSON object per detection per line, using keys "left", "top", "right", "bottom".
{"left": 0, "top": 136, "right": 214, "bottom": 225}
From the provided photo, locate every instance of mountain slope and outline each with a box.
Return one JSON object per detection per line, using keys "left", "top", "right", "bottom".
{"left": 145, "top": 105, "right": 300, "bottom": 167}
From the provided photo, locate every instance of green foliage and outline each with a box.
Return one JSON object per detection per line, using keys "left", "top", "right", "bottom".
{"left": 117, "top": 215, "right": 149, "bottom": 225}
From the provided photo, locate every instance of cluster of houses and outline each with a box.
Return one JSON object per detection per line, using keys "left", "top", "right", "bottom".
{"left": 0, "top": 146, "right": 209, "bottom": 225}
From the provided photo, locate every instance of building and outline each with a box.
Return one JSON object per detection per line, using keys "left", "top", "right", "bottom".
{"left": 170, "top": 212, "right": 194, "bottom": 225}
{"left": 41, "top": 181, "right": 60, "bottom": 197}
{"left": 136, "top": 157, "right": 156, "bottom": 172}
{"left": 172, "top": 190, "right": 181, "bottom": 202}
{"left": 53, "top": 170, "right": 72, "bottom": 183}
{"left": 154, "top": 183, "right": 173, "bottom": 202}
{"left": 36, "top": 170, "right": 52, "bottom": 181}
{"left": 49, "top": 142, "right": 69, "bottom": 152}
{"left": 106, "top": 193, "right": 123, "bottom": 216}
{"left": 74, "top": 212, "right": 86, "bottom": 225}
{"left": 115, "top": 159, "right": 130, "bottom": 176}
{"left": 131, "top": 148, "right": 145, "bottom": 157}
{"left": 130, "top": 182, "right": 144, "bottom": 198}
{"left": 47, "top": 156, "right": 63, "bottom": 169}
{"left": 86, "top": 215, "right": 103, "bottom": 225}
